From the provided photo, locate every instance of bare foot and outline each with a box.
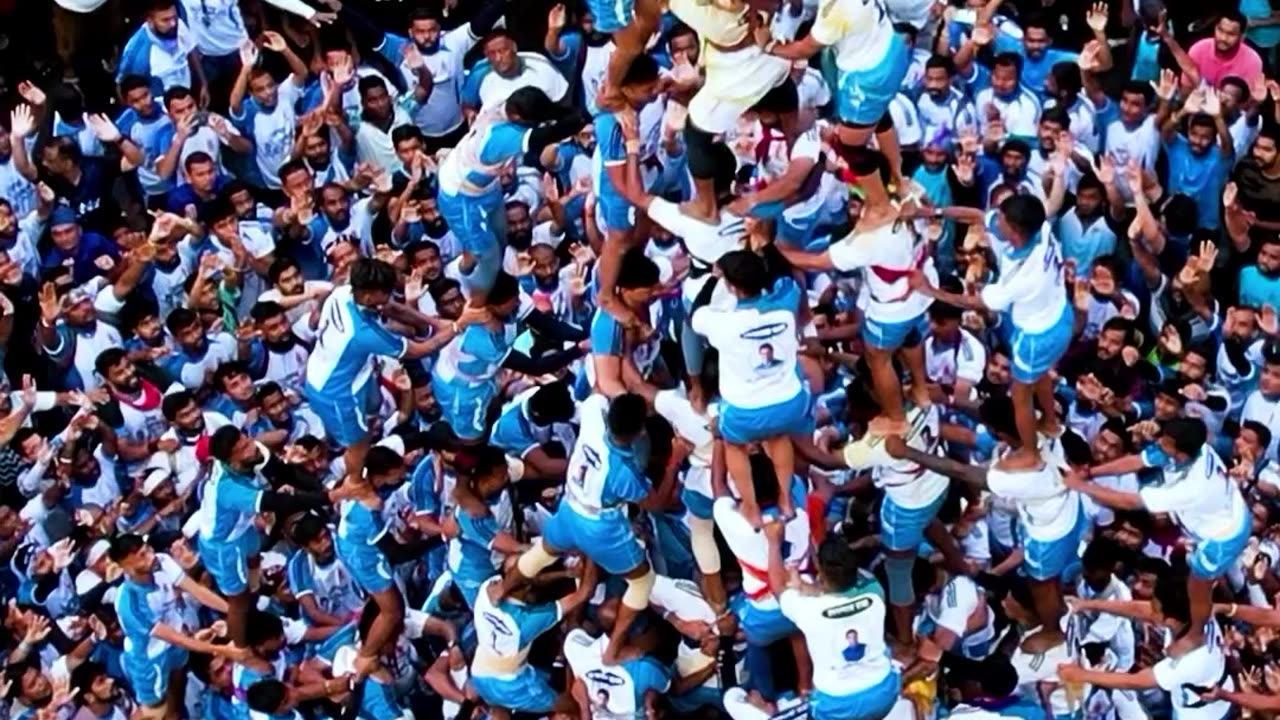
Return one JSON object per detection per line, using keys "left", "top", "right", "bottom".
{"left": 909, "top": 384, "right": 932, "bottom": 410}
{"left": 1020, "top": 627, "right": 1066, "bottom": 654}
{"left": 867, "top": 415, "right": 910, "bottom": 437}
{"left": 889, "top": 637, "right": 917, "bottom": 665}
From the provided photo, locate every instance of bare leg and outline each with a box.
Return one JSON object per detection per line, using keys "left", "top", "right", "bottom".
{"left": 361, "top": 587, "right": 405, "bottom": 659}
{"left": 163, "top": 665, "right": 187, "bottom": 720}
{"left": 596, "top": 228, "right": 640, "bottom": 325}
{"left": 875, "top": 122, "right": 905, "bottom": 191}
{"left": 761, "top": 435, "right": 796, "bottom": 519}
{"left": 1023, "top": 578, "right": 1066, "bottom": 650}
{"left": 606, "top": 560, "right": 654, "bottom": 664}
{"left": 724, "top": 442, "right": 762, "bottom": 528}
{"left": 788, "top": 632, "right": 814, "bottom": 695}
{"left": 1034, "top": 373, "right": 1061, "bottom": 436}
{"left": 225, "top": 591, "right": 251, "bottom": 647}
{"left": 343, "top": 437, "right": 371, "bottom": 488}
{"left": 1010, "top": 381, "right": 1040, "bottom": 464}
{"left": 865, "top": 346, "right": 908, "bottom": 435}
{"left": 925, "top": 519, "right": 971, "bottom": 577}
{"left": 899, "top": 343, "right": 932, "bottom": 409}
{"left": 1168, "top": 575, "right": 1213, "bottom": 657}
{"left": 597, "top": 0, "right": 662, "bottom": 109}
{"left": 886, "top": 549, "right": 917, "bottom": 647}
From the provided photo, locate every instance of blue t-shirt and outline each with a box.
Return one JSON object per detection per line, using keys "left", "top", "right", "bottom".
{"left": 1164, "top": 134, "right": 1233, "bottom": 230}
{"left": 1238, "top": 266, "right": 1280, "bottom": 309}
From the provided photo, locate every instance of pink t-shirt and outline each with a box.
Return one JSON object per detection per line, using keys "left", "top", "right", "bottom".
{"left": 1188, "top": 38, "right": 1264, "bottom": 87}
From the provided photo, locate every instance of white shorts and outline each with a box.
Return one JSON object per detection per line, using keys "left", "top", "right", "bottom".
{"left": 690, "top": 45, "right": 791, "bottom": 134}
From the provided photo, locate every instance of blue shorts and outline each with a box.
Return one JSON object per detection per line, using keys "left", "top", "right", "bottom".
{"left": 542, "top": 502, "right": 646, "bottom": 574}
{"left": 1190, "top": 512, "right": 1252, "bottom": 578}
{"left": 811, "top": 669, "right": 901, "bottom": 720}
{"left": 124, "top": 646, "right": 188, "bottom": 707}
{"left": 596, "top": 190, "right": 636, "bottom": 233}
{"left": 732, "top": 594, "right": 797, "bottom": 646}
{"left": 879, "top": 489, "right": 948, "bottom": 553}
{"left": 862, "top": 312, "right": 928, "bottom": 351}
{"left": 587, "top": 0, "right": 635, "bottom": 33}
{"left": 1009, "top": 302, "right": 1074, "bottom": 384}
{"left": 305, "top": 387, "right": 370, "bottom": 446}
{"left": 439, "top": 188, "right": 504, "bottom": 292}
{"left": 682, "top": 486, "right": 714, "bottom": 520}
{"left": 336, "top": 542, "right": 394, "bottom": 594}
{"left": 835, "top": 34, "right": 910, "bottom": 126}
{"left": 1022, "top": 500, "right": 1087, "bottom": 582}
{"left": 199, "top": 529, "right": 260, "bottom": 595}
{"left": 432, "top": 378, "right": 497, "bottom": 442}
{"left": 473, "top": 666, "right": 558, "bottom": 713}
{"left": 719, "top": 387, "right": 812, "bottom": 445}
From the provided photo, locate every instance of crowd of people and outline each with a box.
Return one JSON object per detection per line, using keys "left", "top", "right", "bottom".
{"left": 5, "top": 0, "right": 1280, "bottom": 718}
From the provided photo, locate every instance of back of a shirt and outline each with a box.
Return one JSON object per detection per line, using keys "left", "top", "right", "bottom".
{"left": 305, "top": 286, "right": 407, "bottom": 400}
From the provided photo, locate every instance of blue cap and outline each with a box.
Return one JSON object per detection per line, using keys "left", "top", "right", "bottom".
{"left": 50, "top": 206, "right": 79, "bottom": 229}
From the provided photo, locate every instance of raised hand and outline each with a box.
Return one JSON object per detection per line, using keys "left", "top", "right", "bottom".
{"left": 970, "top": 23, "right": 994, "bottom": 47}
{"left": 1202, "top": 88, "right": 1222, "bottom": 116}
{"left": 9, "top": 105, "right": 35, "bottom": 139}
{"left": 261, "top": 31, "right": 288, "bottom": 53}
{"left": 404, "top": 268, "right": 425, "bottom": 305}
{"left": 1086, "top": 2, "right": 1108, "bottom": 33}
{"left": 548, "top": 3, "right": 566, "bottom": 31}
{"left": 402, "top": 42, "right": 426, "bottom": 70}
{"left": 17, "top": 81, "right": 46, "bottom": 107}
{"left": 1095, "top": 153, "right": 1115, "bottom": 185}
{"left": 38, "top": 282, "right": 61, "bottom": 324}
{"left": 1182, "top": 87, "right": 1206, "bottom": 116}
{"left": 239, "top": 38, "right": 260, "bottom": 68}
{"left": 568, "top": 261, "right": 589, "bottom": 298}
{"left": 1196, "top": 240, "right": 1218, "bottom": 274}
{"left": 952, "top": 152, "right": 976, "bottom": 184}
{"left": 1224, "top": 181, "right": 1238, "bottom": 209}
{"left": 957, "top": 125, "right": 980, "bottom": 155}
{"left": 1153, "top": 68, "right": 1177, "bottom": 102}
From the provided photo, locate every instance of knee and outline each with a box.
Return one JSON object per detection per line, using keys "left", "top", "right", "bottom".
{"left": 622, "top": 566, "right": 656, "bottom": 610}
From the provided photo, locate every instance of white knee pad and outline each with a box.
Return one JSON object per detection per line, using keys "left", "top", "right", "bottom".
{"left": 688, "top": 515, "right": 722, "bottom": 574}
{"left": 622, "top": 568, "right": 656, "bottom": 610}
{"left": 516, "top": 541, "right": 558, "bottom": 579}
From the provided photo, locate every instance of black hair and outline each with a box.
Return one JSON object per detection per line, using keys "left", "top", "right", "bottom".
{"left": 365, "top": 446, "right": 405, "bottom": 478}
{"left": 290, "top": 512, "right": 328, "bottom": 546}
{"left": 1049, "top": 61, "right": 1082, "bottom": 97}
{"left": 209, "top": 425, "right": 244, "bottom": 463}
{"left": 1242, "top": 420, "right": 1273, "bottom": 452}
{"left": 245, "top": 678, "right": 288, "bottom": 714}
{"left": 616, "top": 248, "right": 660, "bottom": 289}
{"left": 816, "top": 533, "right": 863, "bottom": 591}
{"left": 358, "top": 75, "right": 389, "bottom": 97}
{"left": 924, "top": 54, "right": 955, "bottom": 73}
{"left": 991, "top": 52, "right": 1023, "bottom": 75}
{"left": 1158, "top": 417, "right": 1207, "bottom": 457}
{"left": 255, "top": 381, "right": 284, "bottom": 404}
{"left": 1153, "top": 566, "right": 1192, "bottom": 625}
{"left": 1001, "top": 138, "right": 1031, "bottom": 159}
{"left": 162, "top": 391, "right": 197, "bottom": 422}
{"left": 607, "top": 393, "right": 648, "bottom": 440}
{"left": 350, "top": 258, "right": 399, "bottom": 294}
{"left": 245, "top": 610, "right": 284, "bottom": 649}
{"left": 94, "top": 348, "right": 128, "bottom": 378}
{"left": 487, "top": 271, "right": 520, "bottom": 306}
{"left": 183, "top": 151, "right": 215, "bottom": 173}
{"left": 978, "top": 395, "right": 1019, "bottom": 442}
{"left": 1082, "top": 535, "right": 1122, "bottom": 573}
{"left": 165, "top": 307, "right": 200, "bottom": 335}
{"left": 250, "top": 301, "right": 286, "bottom": 324}
{"left": 927, "top": 298, "right": 962, "bottom": 321}
{"left": 119, "top": 75, "right": 152, "bottom": 97}
{"left": 200, "top": 196, "right": 237, "bottom": 227}
{"left": 70, "top": 660, "right": 107, "bottom": 699}
{"left": 107, "top": 533, "right": 146, "bottom": 563}
{"left": 1160, "top": 194, "right": 1198, "bottom": 236}
{"left": 719, "top": 250, "right": 770, "bottom": 297}
{"left": 621, "top": 53, "right": 660, "bottom": 87}
{"left": 1040, "top": 105, "right": 1071, "bottom": 131}
{"left": 267, "top": 256, "right": 301, "bottom": 286}
{"left": 391, "top": 124, "right": 424, "bottom": 147}
{"left": 998, "top": 194, "right": 1047, "bottom": 239}
{"left": 213, "top": 361, "right": 251, "bottom": 392}
{"left": 1218, "top": 9, "right": 1249, "bottom": 32}
{"left": 504, "top": 87, "right": 558, "bottom": 126}
{"left": 528, "top": 381, "right": 575, "bottom": 424}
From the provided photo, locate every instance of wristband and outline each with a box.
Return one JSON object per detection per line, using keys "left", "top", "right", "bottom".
{"left": 625, "top": 139, "right": 642, "bottom": 155}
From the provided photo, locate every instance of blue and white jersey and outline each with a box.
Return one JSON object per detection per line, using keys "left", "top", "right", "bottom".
{"left": 436, "top": 110, "right": 529, "bottom": 197}
{"left": 117, "top": 106, "right": 176, "bottom": 196}
{"left": 461, "top": 53, "right": 570, "bottom": 112}
{"left": 470, "top": 576, "right": 563, "bottom": 677}
{"left": 432, "top": 322, "right": 515, "bottom": 388}
{"left": 587, "top": 306, "right": 661, "bottom": 388}
{"left": 914, "top": 87, "right": 979, "bottom": 142}
{"left": 491, "top": 386, "right": 578, "bottom": 459}
{"left": 117, "top": 21, "right": 198, "bottom": 96}
{"left": 810, "top": 0, "right": 897, "bottom": 73}
{"left": 563, "top": 394, "right": 649, "bottom": 517}
{"left": 194, "top": 446, "right": 270, "bottom": 544}
{"left": 921, "top": 574, "right": 995, "bottom": 659}
{"left": 286, "top": 548, "right": 364, "bottom": 622}
{"left": 307, "top": 197, "right": 377, "bottom": 256}
{"left": 377, "top": 27, "right": 476, "bottom": 136}
{"left": 115, "top": 554, "right": 188, "bottom": 660}
{"left": 644, "top": 197, "right": 746, "bottom": 300}
{"left": 336, "top": 499, "right": 388, "bottom": 563}
{"left": 973, "top": 85, "right": 1043, "bottom": 140}
{"left": 1137, "top": 445, "right": 1248, "bottom": 543}
{"left": 690, "top": 277, "right": 803, "bottom": 409}
{"left": 178, "top": 0, "right": 246, "bottom": 57}
{"left": 304, "top": 285, "right": 408, "bottom": 402}
{"left": 591, "top": 111, "right": 629, "bottom": 200}
{"left": 0, "top": 155, "right": 37, "bottom": 218}
{"left": 981, "top": 213, "right": 1068, "bottom": 334}
{"left": 53, "top": 113, "right": 105, "bottom": 158}
{"left": 446, "top": 504, "right": 506, "bottom": 586}
{"left": 232, "top": 655, "right": 288, "bottom": 720}
{"left": 846, "top": 405, "right": 950, "bottom": 508}
{"left": 231, "top": 78, "right": 304, "bottom": 189}
{"left": 1, "top": 209, "right": 45, "bottom": 280}
{"left": 160, "top": 332, "right": 238, "bottom": 391}
{"left": 563, "top": 629, "right": 672, "bottom": 718}
{"left": 986, "top": 443, "right": 1078, "bottom": 542}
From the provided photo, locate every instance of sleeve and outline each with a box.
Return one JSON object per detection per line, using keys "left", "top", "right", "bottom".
{"left": 356, "top": 320, "right": 410, "bottom": 359}
{"left": 646, "top": 199, "right": 706, "bottom": 247}
{"left": 378, "top": 33, "right": 408, "bottom": 65}
{"left": 599, "top": 116, "right": 627, "bottom": 165}
{"left": 519, "top": 600, "right": 564, "bottom": 640}
{"left": 117, "top": 33, "right": 150, "bottom": 83}
{"left": 1138, "top": 444, "right": 1168, "bottom": 468}
{"left": 115, "top": 592, "right": 155, "bottom": 641}
{"left": 956, "top": 339, "right": 986, "bottom": 384}
{"left": 461, "top": 63, "right": 491, "bottom": 108}
{"left": 979, "top": 254, "right": 1042, "bottom": 311}
{"left": 589, "top": 312, "right": 625, "bottom": 356}
{"left": 360, "top": 680, "right": 405, "bottom": 720}
{"left": 609, "top": 463, "right": 650, "bottom": 503}
{"left": 808, "top": 0, "right": 853, "bottom": 46}
{"left": 654, "top": 391, "right": 712, "bottom": 448}
{"left": 826, "top": 237, "right": 872, "bottom": 272}
{"left": 286, "top": 552, "right": 315, "bottom": 597}
{"left": 463, "top": 512, "right": 500, "bottom": 550}
{"left": 478, "top": 124, "right": 531, "bottom": 164}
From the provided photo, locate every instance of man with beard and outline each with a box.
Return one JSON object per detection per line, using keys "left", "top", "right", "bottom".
{"left": 41, "top": 207, "right": 121, "bottom": 287}
{"left": 117, "top": 0, "right": 206, "bottom": 99}
{"left": 260, "top": 257, "right": 333, "bottom": 325}
{"left": 230, "top": 32, "right": 310, "bottom": 193}
{"left": 208, "top": 361, "right": 280, "bottom": 443}
{"left": 1187, "top": 10, "right": 1263, "bottom": 87}
{"left": 407, "top": 240, "right": 447, "bottom": 315}
{"left": 199, "top": 425, "right": 335, "bottom": 645}
{"left": 305, "top": 182, "right": 389, "bottom": 257}
{"left": 1159, "top": 86, "right": 1234, "bottom": 232}
{"left": 110, "top": 533, "right": 248, "bottom": 720}
{"left": 37, "top": 279, "right": 124, "bottom": 392}
{"left": 70, "top": 660, "right": 131, "bottom": 720}
{"left": 152, "top": 389, "right": 230, "bottom": 495}
{"left": 94, "top": 348, "right": 182, "bottom": 476}
{"left": 257, "top": 382, "right": 326, "bottom": 444}
{"left": 1236, "top": 236, "right": 1280, "bottom": 309}
{"left": 346, "top": 76, "right": 422, "bottom": 175}
{"left": 1229, "top": 125, "right": 1280, "bottom": 250}
{"left": 247, "top": 301, "right": 313, "bottom": 394}
{"left": 159, "top": 307, "right": 240, "bottom": 392}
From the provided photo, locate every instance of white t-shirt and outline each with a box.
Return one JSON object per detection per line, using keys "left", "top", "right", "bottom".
{"left": 1151, "top": 621, "right": 1234, "bottom": 720}
{"left": 924, "top": 329, "right": 987, "bottom": 386}
{"left": 690, "top": 279, "right": 803, "bottom": 410}
{"left": 923, "top": 574, "right": 995, "bottom": 658}
{"left": 809, "top": 0, "right": 898, "bottom": 72}
{"left": 843, "top": 405, "right": 950, "bottom": 508}
{"left": 1138, "top": 446, "right": 1248, "bottom": 543}
{"left": 828, "top": 219, "right": 935, "bottom": 323}
{"left": 986, "top": 446, "right": 1080, "bottom": 542}
{"left": 713, "top": 496, "right": 809, "bottom": 607}
{"left": 779, "top": 576, "right": 894, "bottom": 695}
{"left": 982, "top": 218, "right": 1068, "bottom": 333}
